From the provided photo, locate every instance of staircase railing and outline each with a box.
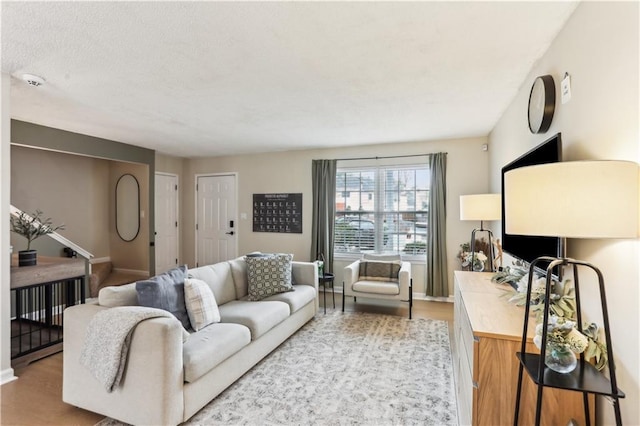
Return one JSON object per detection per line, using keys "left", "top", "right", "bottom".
{"left": 10, "top": 205, "right": 94, "bottom": 287}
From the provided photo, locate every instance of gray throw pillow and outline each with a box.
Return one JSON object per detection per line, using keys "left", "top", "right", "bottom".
{"left": 245, "top": 253, "right": 294, "bottom": 301}
{"left": 136, "top": 265, "right": 190, "bottom": 329}
{"left": 358, "top": 261, "right": 401, "bottom": 282}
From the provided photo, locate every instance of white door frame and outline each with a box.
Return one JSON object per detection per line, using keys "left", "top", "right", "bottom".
{"left": 155, "top": 172, "right": 179, "bottom": 273}
{"left": 195, "top": 173, "right": 239, "bottom": 266}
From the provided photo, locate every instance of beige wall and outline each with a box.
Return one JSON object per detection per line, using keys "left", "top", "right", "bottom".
{"left": 9, "top": 120, "right": 156, "bottom": 272}
{"left": 10, "top": 146, "right": 111, "bottom": 258}
{"left": 10, "top": 146, "right": 151, "bottom": 273}
{"left": 489, "top": 2, "right": 639, "bottom": 424}
{"left": 184, "top": 136, "right": 489, "bottom": 296}
{"left": 155, "top": 153, "right": 184, "bottom": 177}
{"left": 109, "top": 161, "right": 150, "bottom": 273}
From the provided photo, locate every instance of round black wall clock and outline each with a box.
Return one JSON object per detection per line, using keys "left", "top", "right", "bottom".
{"left": 527, "top": 75, "right": 556, "bottom": 134}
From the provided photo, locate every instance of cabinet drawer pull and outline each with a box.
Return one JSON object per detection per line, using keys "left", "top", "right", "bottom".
{"left": 473, "top": 336, "right": 480, "bottom": 343}
{"left": 472, "top": 381, "right": 479, "bottom": 389}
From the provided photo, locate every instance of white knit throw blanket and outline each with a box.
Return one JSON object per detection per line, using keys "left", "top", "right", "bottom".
{"left": 80, "top": 306, "right": 177, "bottom": 392}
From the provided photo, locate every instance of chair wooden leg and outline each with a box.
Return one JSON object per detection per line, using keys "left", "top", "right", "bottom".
{"left": 342, "top": 283, "right": 345, "bottom": 312}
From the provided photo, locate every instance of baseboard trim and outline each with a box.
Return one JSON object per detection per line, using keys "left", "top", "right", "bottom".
{"left": 1, "top": 368, "right": 17, "bottom": 385}
{"left": 415, "top": 294, "right": 455, "bottom": 303}
{"left": 112, "top": 268, "right": 148, "bottom": 276}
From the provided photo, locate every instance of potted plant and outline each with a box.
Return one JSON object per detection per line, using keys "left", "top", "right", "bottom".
{"left": 10, "top": 210, "right": 65, "bottom": 266}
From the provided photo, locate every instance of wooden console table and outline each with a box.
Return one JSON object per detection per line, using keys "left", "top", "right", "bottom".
{"left": 452, "top": 271, "right": 592, "bottom": 425}
{"left": 10, "top": 255, "right": 86, "bottom": 367}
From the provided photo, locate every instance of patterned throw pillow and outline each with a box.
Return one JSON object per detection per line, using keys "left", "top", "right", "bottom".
{"left": 184, "top": 278, "right": 221, "bottom": 331}
{"left": 358, "top": 261, "right": 401, "bottom": 282}
{"left": 245, "top": 253, "right": 294, "bottom": 301}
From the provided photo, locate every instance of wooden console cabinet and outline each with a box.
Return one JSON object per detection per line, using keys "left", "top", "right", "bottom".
{"left": 453, "top": 271, "right": 592, "bottom": 425}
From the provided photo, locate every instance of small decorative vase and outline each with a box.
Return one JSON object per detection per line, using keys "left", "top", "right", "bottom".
{"left": 18, "top": 249, "right": 37, "bottom": 267}
{"left": 472, "top": 259, "right": 485, "bottom": 272}
{"left": 545, "top": 345, "right": 577, "bottom": 373}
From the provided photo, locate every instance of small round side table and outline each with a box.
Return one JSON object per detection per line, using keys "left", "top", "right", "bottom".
{"left": 319, "top": 273, "right": 335, "bottom": 314}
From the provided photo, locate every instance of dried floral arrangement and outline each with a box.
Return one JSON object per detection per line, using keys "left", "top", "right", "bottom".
{"left": 457, "top": 239, "right": 491, "bottom": 271}
{"left": 492, "top": 262, "right": 608, "bottom": 370}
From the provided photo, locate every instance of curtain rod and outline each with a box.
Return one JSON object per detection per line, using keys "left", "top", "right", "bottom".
{"left": 329, "top": 152, "right": 446, "bottom": 161}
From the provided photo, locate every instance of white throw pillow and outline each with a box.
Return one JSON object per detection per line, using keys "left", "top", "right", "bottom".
{"left": 184, "top": 278, "right": 221, "bottom": 331}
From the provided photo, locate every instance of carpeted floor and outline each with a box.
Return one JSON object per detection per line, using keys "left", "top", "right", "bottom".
{"left": 98, "top": 311, "right": 457, "bottom": 426}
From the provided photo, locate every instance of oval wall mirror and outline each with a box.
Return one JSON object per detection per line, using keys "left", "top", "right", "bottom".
{"left": 116, "top": 174, "right": 140, "bottom": 242}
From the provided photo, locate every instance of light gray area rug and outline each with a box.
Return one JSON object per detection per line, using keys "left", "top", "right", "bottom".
{"left": 98, "top": 311, "right": 457, "bottom": 425}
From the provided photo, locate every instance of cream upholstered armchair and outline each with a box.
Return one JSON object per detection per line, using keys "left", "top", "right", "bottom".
{"left": 342, "top": 254, "right": 412, "bottom": 318}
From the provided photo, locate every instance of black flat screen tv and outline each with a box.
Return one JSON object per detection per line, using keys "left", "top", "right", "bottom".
{"left": 501, "top": 133, "right": 564, "bottom": 271}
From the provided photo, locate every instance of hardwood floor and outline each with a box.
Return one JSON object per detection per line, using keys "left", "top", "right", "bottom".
{"left": 341, "top": 293, "right": 454, "bottom": 323}
{"left": 0, "top": 296, "right": 453, "bottom": 426}
{"left": 1, "top": 353, "right": 104, "bottom": 426}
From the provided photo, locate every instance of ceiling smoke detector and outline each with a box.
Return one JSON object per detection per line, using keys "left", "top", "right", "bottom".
{"left": 21, "top": 73, "right": 45, "bottom": 87}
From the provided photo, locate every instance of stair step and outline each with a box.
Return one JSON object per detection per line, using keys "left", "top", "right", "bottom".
{"left": 89, "top": 261, "right": 149, "bottom": 297}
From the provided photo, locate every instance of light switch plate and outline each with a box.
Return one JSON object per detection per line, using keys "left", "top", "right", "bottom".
{"left": 561, "top": 73, "right": 571, "bottom": 104}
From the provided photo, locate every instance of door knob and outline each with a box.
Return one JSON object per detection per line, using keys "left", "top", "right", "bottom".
{"left": 226, "top": 231, "right": 235, "bottom": 235}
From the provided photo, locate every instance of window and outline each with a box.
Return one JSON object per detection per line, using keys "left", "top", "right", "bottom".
{"left": 334, "top": 165, "right": 429, "bottom": 256}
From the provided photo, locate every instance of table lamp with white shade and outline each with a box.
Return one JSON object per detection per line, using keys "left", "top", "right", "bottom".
{"left": 459, "top": 193, "right": 501, "bottom": 272}
{"left": 505, "top": 160, "right": 638, "bottom": 426}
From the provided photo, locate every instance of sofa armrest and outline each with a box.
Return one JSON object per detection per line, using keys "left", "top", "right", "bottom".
{"left": 344, "top": 260, "right": 362, "bottom": 287}
{"left": 63, "top": 304, "right": 185, "bottom": 426}
{"left": 399, "top": 261, "right": 412, "bottom": 298}
{"left": 292, "top": 261, "right": 319, "bottom": 314}
{"left": 292, "top": 261, "right": 318, "bottom": 291}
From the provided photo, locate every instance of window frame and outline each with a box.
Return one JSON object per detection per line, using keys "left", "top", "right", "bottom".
{"left": 334, "top": 163, "right": 429, "bottom": 263}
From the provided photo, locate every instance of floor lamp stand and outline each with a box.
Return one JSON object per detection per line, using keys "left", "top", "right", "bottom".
{"left": 513, "top": 257, "right": 624, "bottom": 425}
{"left": 470, "top": 220, "right": 495, "bottom": 272}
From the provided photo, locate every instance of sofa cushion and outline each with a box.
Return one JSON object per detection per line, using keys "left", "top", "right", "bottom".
{"left": 228, "top": 258, "right": 249, "bottom": 300}
{"left": 184, "top": 278, "right": 221, "bottom": 331}
{"left": 188, "top": 263, "right": 237, "bottom": 306}
{"left": 136, "top": 265, "right": 190, "bottom": 329}
{"left": 352, "top": 280, "right": 400, "bottom": 295}
{"left": 245, "top": 253, "right": 294, "bottom": 301}
{"left": 263, "top": 285, "right": 316, "bottom": 314}
{"left": 183, "top": 323, "right": 251, "bottom": 383}
{"left": 98, "top": 282, "right": 138, "bottom": 307}
{"left": 218, "top": 300, "right": 290, "bottom": 340}
{"left": 358, "top": 261, "right": 401, "bottom": 282}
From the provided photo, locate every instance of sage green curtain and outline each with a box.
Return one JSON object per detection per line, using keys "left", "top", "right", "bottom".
{"left": 426, "top": 153, "right": 448, "bottom": 297}
{"left": 311, "top": 159, "right": 337, "bottom": 273}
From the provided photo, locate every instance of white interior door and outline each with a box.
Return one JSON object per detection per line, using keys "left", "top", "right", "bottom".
{"left": 155, "top": 173, "right": 179, "bottom": 274}
{"left": 196, "top": 174, "right": 237, "bottom": 267}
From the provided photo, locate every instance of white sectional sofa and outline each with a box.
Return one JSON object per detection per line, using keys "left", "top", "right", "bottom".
{"left": 63, "top": 257, "right": 318, "bottom": 426}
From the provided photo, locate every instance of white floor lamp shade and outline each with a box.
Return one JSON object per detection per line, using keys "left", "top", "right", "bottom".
{"left": 505, "top": 160, "right": 638, "bottom": 426}
{"left": 504, "top": 161, "right": 639, "bottom": 239}
{"left": 459, "top": 194, "right": 501, "bottom": 222}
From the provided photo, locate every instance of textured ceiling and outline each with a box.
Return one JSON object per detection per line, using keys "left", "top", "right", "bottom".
{"left": 2, "top": 1, "right": 578, "bottom": 158}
